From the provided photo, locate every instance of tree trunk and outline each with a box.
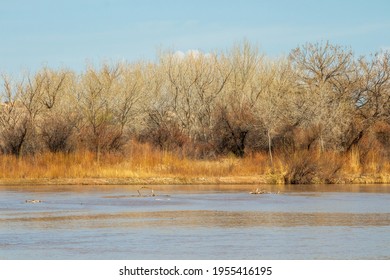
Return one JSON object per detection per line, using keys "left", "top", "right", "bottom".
{"left": 268, "top": 130, "right": 273, "bottom": 166}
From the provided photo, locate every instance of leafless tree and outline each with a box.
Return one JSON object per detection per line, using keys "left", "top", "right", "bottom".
{"left": 77, "top": 64, "right": 121, "bottom": 161}
{"left": 0, "top": 76, "right": 30, "bottom": 156}
{"left": 289, "top": 41, "right": 357, "bottom": 152}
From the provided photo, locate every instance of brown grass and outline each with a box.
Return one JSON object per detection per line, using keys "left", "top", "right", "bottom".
{"left": 0, "top": 141, "right": 389, "bottom": 184}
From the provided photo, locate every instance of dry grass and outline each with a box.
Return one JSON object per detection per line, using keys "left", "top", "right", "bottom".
{"left": 281, "top": 147, "right": 390, "bottom": 184}
{"left": 0, "top": 142, "right": 267, "bottom": 180}
{"left": 0, "top": 141, "right": 389, "bottom": 184}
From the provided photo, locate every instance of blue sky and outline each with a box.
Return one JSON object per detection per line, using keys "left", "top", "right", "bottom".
{"left": 1, "top": 0, "right": 390, "bottom": 75}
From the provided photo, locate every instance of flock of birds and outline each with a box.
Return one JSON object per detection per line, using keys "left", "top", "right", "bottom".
{"left": 24, "top": 187, "right": 280, "bottom": 203}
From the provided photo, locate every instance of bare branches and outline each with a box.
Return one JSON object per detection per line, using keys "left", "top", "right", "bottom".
{"left": 290, "top": 41, "right": 354, "bottom": 88}
{"left": 0, "top": 41, "right": 389, "bottom": 162}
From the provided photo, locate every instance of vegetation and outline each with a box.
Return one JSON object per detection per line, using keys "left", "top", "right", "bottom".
{"left": 1, "top": 41, "right": 390, "bottom": 184}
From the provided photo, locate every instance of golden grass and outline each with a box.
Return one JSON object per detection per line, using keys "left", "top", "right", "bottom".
{"left": 0, "top": 142, "right": 266, "bottom": 180}
{"left": 0, "top": 141, "right": 389, "bottom": 184}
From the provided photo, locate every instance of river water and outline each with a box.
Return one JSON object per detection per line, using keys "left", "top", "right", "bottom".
{"left": 0, "top": 184, "right": 389, "bottom": 259}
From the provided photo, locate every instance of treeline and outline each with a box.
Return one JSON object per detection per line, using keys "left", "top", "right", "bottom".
{"left": 1, "top": 41, "right": 390, "bottom": 168}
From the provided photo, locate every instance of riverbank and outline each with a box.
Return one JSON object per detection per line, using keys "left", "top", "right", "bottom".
{"left": 0, "top": 176, "right": 272, "bottom": 186}
{"left": 1, "top": 146, "right": 390, "bottom": 185}
{"left": 1, "top": 173, "right": 389, "bottom": 186}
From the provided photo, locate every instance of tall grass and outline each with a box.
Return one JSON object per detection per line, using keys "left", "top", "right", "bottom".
{"left": 0, "top": 142, "right": 266, "bottom": 180}
{"left": 281, "top": 147, "right": 390, "bottom": 184}
{"left": 0, "top": 141, "right": 389, "bottom": 184}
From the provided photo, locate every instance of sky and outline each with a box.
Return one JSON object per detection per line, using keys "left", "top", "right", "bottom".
{"left": 1, "top": 0, "right": 390, "bottom": 75}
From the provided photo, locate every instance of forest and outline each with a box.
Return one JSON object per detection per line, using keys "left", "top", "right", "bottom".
{"left": 1, "top": 41, "right": 389, "bottom": 184}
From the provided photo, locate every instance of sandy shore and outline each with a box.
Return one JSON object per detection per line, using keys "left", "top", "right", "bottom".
{"left": 0, "top": 174, "right": 389, "bottom": 186}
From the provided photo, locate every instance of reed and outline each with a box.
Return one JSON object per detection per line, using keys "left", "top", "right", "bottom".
{"left": 0, "top": 141, "right": 389, "bottom": 184}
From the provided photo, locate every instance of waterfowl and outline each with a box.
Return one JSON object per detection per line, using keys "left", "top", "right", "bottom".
{"left": 250, "top": 188, "right": 266, "bottom": 195}
{"left": 25, "top": 199, "right": 42, "bottom": 203}
{"left": 137, "top": 186, "right": 155, "bottom": 197}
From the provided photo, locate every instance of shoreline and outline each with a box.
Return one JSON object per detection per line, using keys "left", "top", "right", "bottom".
{"left": 1, "top": 174, "right": 389, "bottom": 186}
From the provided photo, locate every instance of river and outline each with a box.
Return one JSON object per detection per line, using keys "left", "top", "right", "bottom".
{"left": 1, "top": 184, "right": 389, "bottom": 259}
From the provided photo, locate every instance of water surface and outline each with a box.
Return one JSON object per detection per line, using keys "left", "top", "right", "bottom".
{"left": 0, "top": 184, "right": 389, "bottom": 259}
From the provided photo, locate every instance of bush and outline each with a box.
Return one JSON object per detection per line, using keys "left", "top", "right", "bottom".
{"left": 41, "top": 117, "right": 75, "bottom": 153}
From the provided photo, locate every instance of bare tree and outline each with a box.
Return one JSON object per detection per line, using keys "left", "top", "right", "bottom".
{"left": 76, "top": 62, "right": 148, "bottom": 159}
{"left": 355, "top": 51, "right": 390, "bottom": 124}
{"left": 254, "top": 58, "right": 300, "bottom": 164}
{"left": 77, "top": 64, "right": 121, "bottom": 161}
{"left": 160, "top": 50, "right": 230, "bottom": 140}
{"left": 36, "top": 69, "right": 77, "bottom": 153}
{"left": 211, "top": 42, "right": 262, "bottom": 157}
{"left": 110, "top": 62, "right": 147, "bottom": 146}
{"left": 0, "top": 76, "right": 29, "bottom": 156}
{"left": 289, "top": 41, "right": 357, "bottom": 152}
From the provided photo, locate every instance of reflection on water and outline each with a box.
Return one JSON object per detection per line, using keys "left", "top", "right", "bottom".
{"left": 3, "top": 211, "right": 390, "bottom": 228}
{"left": 0, "top": 184, "right": 390, "bottom": 259}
